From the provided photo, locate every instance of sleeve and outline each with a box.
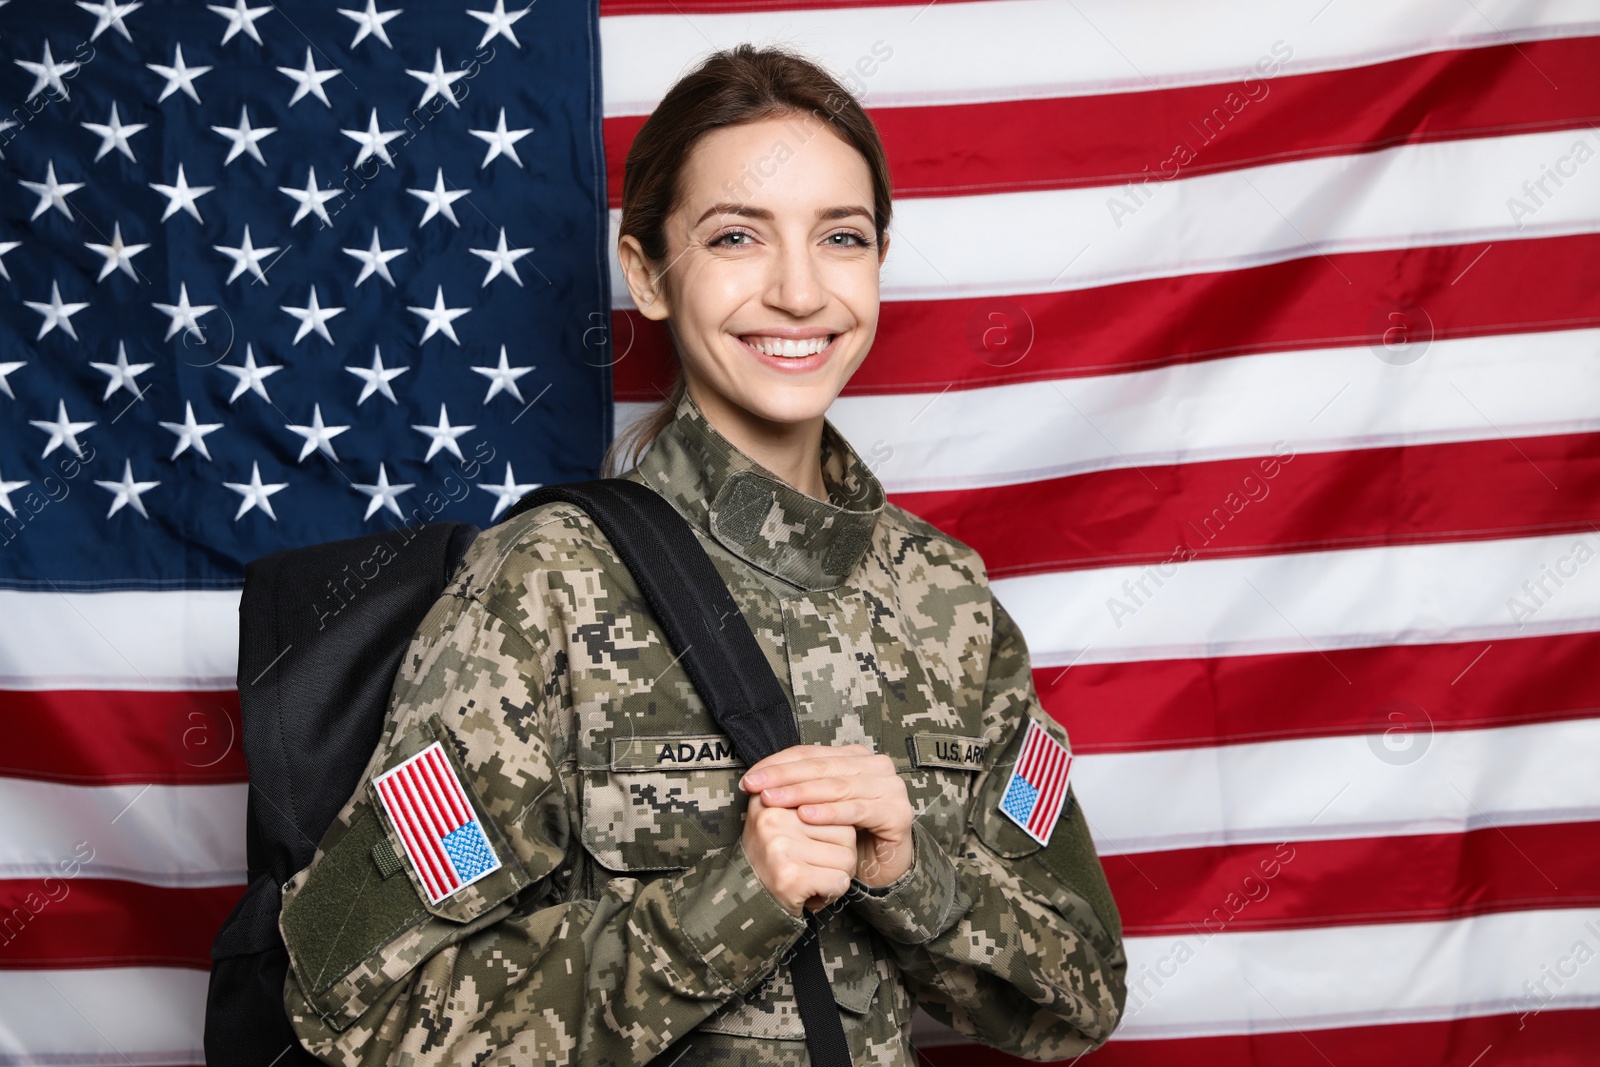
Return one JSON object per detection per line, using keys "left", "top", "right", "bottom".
{"left": 846, "top": 595, "right": 1128, "bottom": 1060}
{"left": 278, "top": 583, "right": 807, "bottom": 1067}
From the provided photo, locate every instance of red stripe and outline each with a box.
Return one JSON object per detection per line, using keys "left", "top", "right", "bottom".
{"left": 379, "top": 775, "right": 448, "bottom": 899}
{"left": 1041, "top": 630, "right": 1600, "bottom": 755}
{"left": 612, "top": 232, "right": 1600, "bottom": 401}
{"left": 898, "top": 432, "right": 1600, "bottom": 580}
{"left": 1105, "top": 822, "right": 1600, "bottom": 937}
{"left": 424, "top": 747, "right": 469, "bottom": 828}
{"left": 396, "top": 767, "right": 460, "bottom": 895}
{"left": 918, "top": 1006, "right": 1600, "bottom": 1067}
{"left": 1030, "top": 744, "right": 1068, "bottom": 838}
{"left": 0, "top": 690, "right": 246, "bottom": 785}
{"left": 400, "top": 760, "right": 451, "bottom": 847}
{"left": 1018, "top": 721, "right": 1044, "bottom": 781}
{"left": 1025, "top": 739, "right": 1058, "bottom": 836}
{"left": 603, "top": 37, "right": 1600, "bottom": 206}
{"left": 0, "top": 879, "right": 238, "bottom": 970}
{"left": 601, "top": 0, "right": 947, "bottom": 13}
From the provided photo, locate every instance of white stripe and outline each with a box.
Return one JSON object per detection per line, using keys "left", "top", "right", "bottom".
{"left": 996, "top": 532, "right": 1600, "bottom": 667}
{"left": 600, "top": 0, "right": 1599, "bottom": 114}
{"left": 1115, "top": 909, "right": 1600, "bottom": 1038}
{"left": 0, "top": 778, "right": 244, "bottom": 888}
{"left": 1074, "top": 716, "right": 1600, "bottom": 857}
{"left": 0, "top": 589, "right": 240, "bottom": 691}
{"left": 823, "top": 326, "right": 1600, "bottom": 494}
{"left": 9, "top": 911, "right": 1600, "bottom": 1062}
{"left": 618, "top": 329, "right": 1600, "bottom": 497}
{"left": 610, "top": 126, "right": 1600, "bottom": 306}
{"left": 0, "top": 967, "right": 205, "bottom": 1066}
{"left": 5, "top": 714, "right": 1596, "bottom": 885}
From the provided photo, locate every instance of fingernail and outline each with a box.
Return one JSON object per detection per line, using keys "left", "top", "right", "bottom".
{"left": 764, "top": 787, "right": 785, "bottom": 802}
{"left": 743, "top": 772, "right": 765, "bottom": 790}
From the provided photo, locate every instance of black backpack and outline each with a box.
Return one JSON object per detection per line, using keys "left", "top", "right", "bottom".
{"left": 205, "top": 479, "right": 853, "bottom": 1067}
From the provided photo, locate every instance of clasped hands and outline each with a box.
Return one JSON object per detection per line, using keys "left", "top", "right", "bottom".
{"left": 738, "top": 744, "right": 915, "bottom": 917}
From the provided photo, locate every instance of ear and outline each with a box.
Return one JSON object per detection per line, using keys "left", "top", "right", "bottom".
{"left": 618, "top": 234, "right": 671, "bottom": 321}
{"left": 877, "top": 230, "right": 890, "bottom": 266}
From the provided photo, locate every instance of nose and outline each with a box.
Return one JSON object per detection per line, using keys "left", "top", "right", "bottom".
{"left": 763, "top": 235, "right": 827, "bottom": 319}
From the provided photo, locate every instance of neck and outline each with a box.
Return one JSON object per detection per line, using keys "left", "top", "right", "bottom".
{"left": 687, "top": 379, "right": 829, "bottom": 502}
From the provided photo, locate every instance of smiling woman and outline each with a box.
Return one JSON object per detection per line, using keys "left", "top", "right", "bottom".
{"left": 278, "top": 43, "right": 1126, "bottom": 1067}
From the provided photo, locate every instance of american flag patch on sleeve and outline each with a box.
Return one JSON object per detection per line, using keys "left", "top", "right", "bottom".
{"left": 372, "top": 741, "right": 502, "bottom": 904}
{"left": 997, "top": 718, "right": 1074, "bottom": 847}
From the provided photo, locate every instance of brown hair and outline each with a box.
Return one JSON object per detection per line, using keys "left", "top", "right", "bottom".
{"left": 602, "top": 42, "right": 894, "bottom": 477}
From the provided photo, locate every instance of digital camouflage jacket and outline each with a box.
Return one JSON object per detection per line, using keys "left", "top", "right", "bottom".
{"left": 279, "top": 390, "right": 1128, "bottom": 1065}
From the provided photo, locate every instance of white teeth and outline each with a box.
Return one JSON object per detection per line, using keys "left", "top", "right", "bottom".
{"left": 742, "top": 335, "right": 832, "bottom": 358}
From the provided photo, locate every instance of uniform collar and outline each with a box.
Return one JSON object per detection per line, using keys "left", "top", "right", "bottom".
{"left": 634, "top": 391, "right": 884, "bottom": 592}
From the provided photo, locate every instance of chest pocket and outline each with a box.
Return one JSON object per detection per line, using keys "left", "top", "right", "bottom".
{"left": 580, "top": 731, "right": 748, "bottom": 872}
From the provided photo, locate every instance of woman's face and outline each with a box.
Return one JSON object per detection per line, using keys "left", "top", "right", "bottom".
{"left": 622, "top": 114, "right": 888, "bottom": 430}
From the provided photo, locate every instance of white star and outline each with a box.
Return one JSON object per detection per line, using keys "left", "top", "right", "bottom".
{"left": 406, "top": 167, "right": 469, "bottom": 228}
{"left": 0, "top": 240, "right": 20, "bottom": 280}
{"left": 159, "top": 400, "right": 223, "bottom": 460}
{"left": 345, "top": 346, "right": 408, "bottom": 405}
{"left": 81, "top": 102, "right": 148, "bottom": 162}
{"left": 342, "top": 227, "right": 406, "bottom": 286}
{"left": 20, "top": 160, "right": 85, "bottom": 221}
{"left": 0, "top": 360, "right": 24, "bottom": 399}
{"left": 277, "top": 46, "right": 340, "bottom": 108}
{"left": 150, "top": 162, "right": 214, "bottom": 223}
{"left": 89, "top": 340, "right": 154, "bottom": 400}
{"left": 77, "top": 0, "right": 144, "bottom": 42}
{"left": 223, "top": 461, "right": 288, "bottom": 521}
{"left": 466, "top": 0, "right": 530, "bottom": 49}
{"left": 468, "top": 107, "right": 532, "bottom": 169}
{"left": 214, "top": 225, "right": 279, "bottom": 284}
{"left": 280, "top": 286, "right": 344, "bottom": 345}
{"left": 477, "top": 462, "right": 540, "bottom": 520}
{"left": 468, "top": 227, "right": 534, "bottom": 287}
{"left": 279, "top": 165, "right": 343, "bottom": 227}
{"left": 211, "top": 105, "right": 276, "bottom": 166}
{"left": 341, "top": 108, "right": 404, "bottom": 169}
{"left": 404, "top": 47, "right": 466, "bottom": 109}
{"left": 338, "top": 0, "right": 401, "bottom": 49}
{"left": 95, "top": 459, "right": 160, "bottom": 519}
{"left": 218, "top": 343, "right": 283, "bottom": 404}
{"left": 24, "top": 281, "right": 90, "bottom": 341}
{"left": 407, "top": 285, "right": 470, "bottom": 345}
{"left": 151, "top": 282, "right": 217, "bottom": 342}
{"left": 147, "top": 43, "right": 212, "bottom": 104}
{"left": 209, "top": 0, "right": 271, "bottom": 45}
{"left": 16, "top": 41, "right": 83, "bottom": 102}
{"left": 0, "top": 467, "right": 28, "bottom": 518}
{"left": 30, "top": 399, "right": 95, "bottom": 458}
{"left": 85, "top": 221, "right": 150, "bottom": 283}
{"left": 472, "top": 345, "right": 534, "bottom": 404}
{"left": 411, "top": 404, "right": 474, "bottom": 462}
{"left": 352, "top": 463, "right": 414, "bottom": 520}
{"left": 285, "top": 402, "right": 350, "bottom": 462}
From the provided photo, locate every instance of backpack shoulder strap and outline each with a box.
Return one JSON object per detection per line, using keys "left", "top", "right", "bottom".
{"left": 503, "top": 479, "right": 852, "bottom": 1067}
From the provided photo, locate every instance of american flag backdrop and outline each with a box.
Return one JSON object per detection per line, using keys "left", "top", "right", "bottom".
{"left": 3, "top": 0, "right": 1600, "bottom": 1064}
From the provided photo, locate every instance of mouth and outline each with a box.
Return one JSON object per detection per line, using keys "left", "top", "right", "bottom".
{"left": 735, "top": 332, "right": 839, "bottom": 372}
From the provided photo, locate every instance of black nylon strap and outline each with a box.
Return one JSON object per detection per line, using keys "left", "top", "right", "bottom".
{"left": 504, "top": 480, "right": 853, "bottom": 1067}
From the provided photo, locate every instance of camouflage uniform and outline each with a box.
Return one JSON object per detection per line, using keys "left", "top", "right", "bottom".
{"left": 279, "top": 390, "right": 1127, "bottom": 1065}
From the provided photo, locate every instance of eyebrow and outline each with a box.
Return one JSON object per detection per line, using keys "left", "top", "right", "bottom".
{"left": 693, "top": 203, "right": 874, "bottom": 227}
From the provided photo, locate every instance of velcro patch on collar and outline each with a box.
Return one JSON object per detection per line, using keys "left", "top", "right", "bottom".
{"left": 612, "top": 734, "right": 744, "bottom": 771}
{"left": 372, "top": 741, "right": 502, "bottom": 905}
{"left": 908, "top": 733, "right": 991, "bottom": 772}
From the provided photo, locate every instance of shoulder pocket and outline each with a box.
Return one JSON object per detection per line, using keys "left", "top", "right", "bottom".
{"left": 280, "top": 714, "right": 532, "bottom": 1028}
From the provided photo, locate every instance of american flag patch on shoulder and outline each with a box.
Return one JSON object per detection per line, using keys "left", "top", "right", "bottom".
{"left": 997, "top": 718, "right": 1074, "bottom": 847}
{"left": 372, "top": 741, "right": 502, "bottom": 904}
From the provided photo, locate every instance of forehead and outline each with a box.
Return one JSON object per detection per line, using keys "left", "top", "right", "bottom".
{"left": 676, "top": 115, "right": 873, "bottom": 221}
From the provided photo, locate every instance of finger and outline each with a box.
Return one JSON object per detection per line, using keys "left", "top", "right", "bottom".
{"left": 757, "top": 776, "right": 859, "bottom": 808}
{"left": 744, "top": 743, "right": 872, "bottom": 780}
{"left": 787, "top": 836, "right": 859, "bottom": 873}
{"left": 742, "top": 751, "right": 878, "bottom": 793}
{"left": 793, "top": 799, "right": 872, "bottom": 827}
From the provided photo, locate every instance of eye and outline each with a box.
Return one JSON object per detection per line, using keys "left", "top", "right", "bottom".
{"left": 824, "top": 230, "right": 872, "bottom": 248}
{"left": 708, "top": 229, "right": 756, "bottom": 248}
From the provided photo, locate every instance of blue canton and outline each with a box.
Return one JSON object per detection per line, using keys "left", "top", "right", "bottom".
{"left": 442, "top": 820, "right": 496, "bottom": 882}
{"left": 1000, "top": 775, "right": 1039, "bottom": 825}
